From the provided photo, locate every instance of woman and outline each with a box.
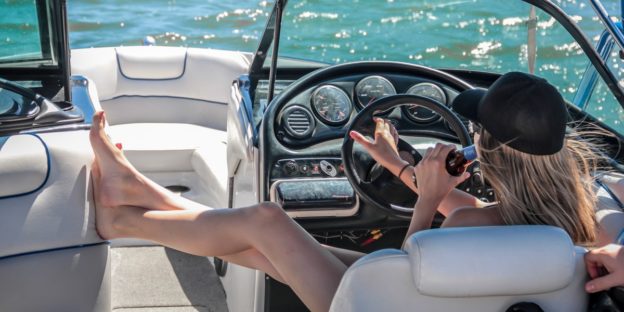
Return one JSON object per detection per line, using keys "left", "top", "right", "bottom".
{"left": 91, "top": 72, "right": 600, "bottom": 312}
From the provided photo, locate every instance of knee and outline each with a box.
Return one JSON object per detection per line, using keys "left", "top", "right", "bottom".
{"left": 254, "top": 202, "right": 288, "bottom": 222}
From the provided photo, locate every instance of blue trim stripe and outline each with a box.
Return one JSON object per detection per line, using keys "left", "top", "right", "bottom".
{"left": 0, "top": 242, "right": 109, "bottom": 261}
{"left": 0, "top": 133, "right": 51, "bottom": 200}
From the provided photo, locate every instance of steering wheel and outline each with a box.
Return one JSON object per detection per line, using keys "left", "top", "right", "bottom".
{"left": 342, "top": 94, "right": 472, "bottom": 219}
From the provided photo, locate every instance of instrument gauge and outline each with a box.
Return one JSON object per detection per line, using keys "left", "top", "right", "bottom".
{"left": 355, "top": 76, "right": 397, "bottom": 107}
{"left": 311, "top": 85, "right": 352, "bottom": 125}
{"left": 404, "top": 82, "right": 447, "bottom": 123}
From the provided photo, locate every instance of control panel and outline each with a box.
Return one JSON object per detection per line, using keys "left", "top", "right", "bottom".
{"left": 271, "top": 158, "right": 496, "bottom": 204}
{"left": 271, "top": 158, "right": 345, "bottom": 179}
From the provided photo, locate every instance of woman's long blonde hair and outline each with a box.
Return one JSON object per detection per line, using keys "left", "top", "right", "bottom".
{"left": 477, "top": 129, "right": 598, "bottom": 245}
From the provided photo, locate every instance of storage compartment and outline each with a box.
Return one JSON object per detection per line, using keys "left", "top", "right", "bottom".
{"left": 269, "top": 178, "right": 359, "bottom": 218}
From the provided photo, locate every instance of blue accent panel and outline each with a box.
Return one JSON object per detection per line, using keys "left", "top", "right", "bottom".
{"left": 574, "top": 29, "right": 614, "bottom": 109}
{"left": 0, "top": 242, "right": 109, "bottom": 261}
{"left": 590, "top": 0, "right": 624, "bottom": 53}
{"left": 0, "top": 133, "right": 51, "bottom": 200}
{"left": 237, "top": 74, "right": 258, "bottom": 144}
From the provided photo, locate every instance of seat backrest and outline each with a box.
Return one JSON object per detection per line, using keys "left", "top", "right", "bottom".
{"left": 71, "top": 46, "right": 252, "bottom": 129}
{"left": 330, "top": 226, "right": 588, "bottom": 312}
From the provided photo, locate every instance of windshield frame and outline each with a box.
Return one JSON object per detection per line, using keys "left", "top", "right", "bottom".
{"left": 250, "top": 0, "right": 624, "bottom": 109}
{"left": 0, "top": 0, "right": 71, "bottom": 102}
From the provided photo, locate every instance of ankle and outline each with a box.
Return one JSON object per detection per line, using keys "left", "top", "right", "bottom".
{"left": 110, "top": 207, "right": 133, "bottom": 238}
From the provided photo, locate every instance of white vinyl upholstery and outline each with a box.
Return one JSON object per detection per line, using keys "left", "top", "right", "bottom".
{"left": 71, "top": 46, "right": 252, "bottom": 127}
{"left": 594, "top": 174, "right": 624, "bottom": 244}
{"left": 96, "top": 96, "right": 228, "bottom": 130}
{"left": 0, "top": 135, "right": 48, "bottom": 198}
{"left": 106, "top": 123, "right": 227, "bottom": 172}
{"left": 116, "top": 46, "right": 187, "bottom": 80}
{"left": 105, "top": 123, "right": 228, "bottom": 209}
{"left": 0, "top": 130, "right": 102, "bottom": 258}
{"left": 330, "top": 226, "right": 588, "bottom": 312}
{"left": 71, "top": 46, "right": 250, "bottom": 212}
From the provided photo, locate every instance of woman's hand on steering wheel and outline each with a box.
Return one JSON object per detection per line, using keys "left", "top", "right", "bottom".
{"left": 349, "top": 118, "right": 406, "bottom": 175}
{"left": 415, "top": 143, "right": 471, "bottom": 206}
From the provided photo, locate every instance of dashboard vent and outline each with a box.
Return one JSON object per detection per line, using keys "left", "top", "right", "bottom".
{"left": 282, "top": 106, "right": 314, "bottom": 138}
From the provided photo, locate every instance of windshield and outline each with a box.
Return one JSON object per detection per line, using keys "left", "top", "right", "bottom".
{"left": 0, "top": 0, "right": 59, "bottom": 68}
{"left": 277, "top": 1, "right": 612, "bottom": 93}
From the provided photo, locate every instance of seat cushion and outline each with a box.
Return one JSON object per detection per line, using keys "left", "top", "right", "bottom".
{"left": 404, "top": 225, "right": 576, "bottom": 297}
{"left": 107, "top": 123, "right": 227, "bottom": 173}
{"left": 330, "top": 225, "right": 589, "bottom": 312}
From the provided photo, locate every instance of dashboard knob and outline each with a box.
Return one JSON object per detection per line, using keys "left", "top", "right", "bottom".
{"left": 320, "top": 160, "right": 338, "bottom": 177}
{"left": 283, "top": 161, "right": 299, "bottom": 176}
{"left": 472, "top": 172, "right": 484, "bottom": 187}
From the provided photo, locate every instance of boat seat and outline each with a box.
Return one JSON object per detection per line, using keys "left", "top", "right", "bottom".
{"left": 107, "top": 123, "right": 228, "bottom": 207}
{"left": 330, "top": 226, "right": 588, "bottom": 312}
{"left": 71, "top": 46, "right": 252, "bottom": 129}
{"left": 595, "top": 174, "right": 624, "bottom": 244}
{"left": 71, "top": 46, "right": 251, "bottom": 211}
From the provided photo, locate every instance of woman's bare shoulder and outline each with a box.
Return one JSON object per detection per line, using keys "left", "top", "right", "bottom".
{"left": 441, "top": 205, "right": 505, "bottom": 228}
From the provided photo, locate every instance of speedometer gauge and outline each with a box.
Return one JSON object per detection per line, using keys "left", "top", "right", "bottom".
{"left": 311, "top": 85, "right": 352, "bottom": 125}
{"left": 355, "top": 76, "right": 397, "bottom": 107}
{"left": 405, "top": 82, "right": 447, "bottom": 123}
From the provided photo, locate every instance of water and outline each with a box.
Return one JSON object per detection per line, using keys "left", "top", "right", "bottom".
{"left": 2, "top": 0, "right": 624, "bottom": 130}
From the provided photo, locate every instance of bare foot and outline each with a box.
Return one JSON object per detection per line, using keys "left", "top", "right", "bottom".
{"left": 89, "top": 111, "right": 171, "bottom": 210}
{"left": 91, "top": 160, "right": 122, "bottom": 239}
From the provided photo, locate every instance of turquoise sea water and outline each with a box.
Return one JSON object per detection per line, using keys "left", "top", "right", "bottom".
{"left": 2, "top": 0, "right": 624, "bottom": 130}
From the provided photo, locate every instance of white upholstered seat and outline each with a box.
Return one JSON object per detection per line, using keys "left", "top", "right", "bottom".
{"left": 330, "top": 226, "right": 588, "bottom": 312}
{"left": 71, "top": 46, "right": 251, "bottom": 211}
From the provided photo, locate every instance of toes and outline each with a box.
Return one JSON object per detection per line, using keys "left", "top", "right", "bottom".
{"left": 92, "top": 111, "right": 105, "bottom": 127}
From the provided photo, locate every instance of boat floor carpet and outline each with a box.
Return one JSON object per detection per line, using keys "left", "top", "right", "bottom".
{"left": 111, "top": 246, "right": 228, "bottom": 312}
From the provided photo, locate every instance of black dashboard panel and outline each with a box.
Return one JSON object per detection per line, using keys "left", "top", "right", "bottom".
{"left": 254, "top": 61, "right": 492, "bottom": 230}
{"left": 271, "top": 73, "right": 462, "bottom": 148}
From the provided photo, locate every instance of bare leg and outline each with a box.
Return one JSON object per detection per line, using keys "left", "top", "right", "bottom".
{"left": 220, "top": 245, "right": 366, "bottom": 285}
{"left": 90, "top": 112, "right": 347, "bottom": 312}
{"left": 100, "top": 203, "right": 346, "bottom": 312}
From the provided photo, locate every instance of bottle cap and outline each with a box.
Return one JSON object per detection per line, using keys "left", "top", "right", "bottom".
{"left": 461, "top": 145, "right": 477, "bottom": 162}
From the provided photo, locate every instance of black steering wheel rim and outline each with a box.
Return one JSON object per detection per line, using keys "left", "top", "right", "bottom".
{"left": 342, "top": 94, "right": 472, "bottom": 218}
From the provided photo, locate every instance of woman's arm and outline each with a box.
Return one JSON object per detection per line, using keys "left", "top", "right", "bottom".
{"left": 401, "top": 144, "right": 471, "bottom": 246}
{"left": 351, "top": 118, "right": 487, "bottom": 217}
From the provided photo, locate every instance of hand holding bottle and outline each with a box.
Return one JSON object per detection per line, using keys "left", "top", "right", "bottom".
{"left": 414, "top": 143, "right": 471, "bottom": 206}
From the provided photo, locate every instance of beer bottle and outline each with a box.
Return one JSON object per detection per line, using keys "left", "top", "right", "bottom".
{"left": 445, "top": 145, "right": 477, "bottom": 176}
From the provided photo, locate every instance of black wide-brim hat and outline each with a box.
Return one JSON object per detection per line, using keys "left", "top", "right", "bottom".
{"left": 452, "top": 72, "right": 568, "bottom": 156}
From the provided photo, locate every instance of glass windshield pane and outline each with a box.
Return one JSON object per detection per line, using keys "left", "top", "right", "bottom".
{"left": 585, "top": 45, "right": 624, "bottom": 134}
{"left": 278, "top": 0, "right": 601, "bottom": 101}
{"left": 0, "top": 0, "right": 57, "bottom": 68}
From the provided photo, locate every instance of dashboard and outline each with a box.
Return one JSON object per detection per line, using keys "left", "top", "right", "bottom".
{"left": 271, "top": 73, "right": 461, "bottom": 148}
{"left": 255, "top": 62, "right": 495, "bottom": 228}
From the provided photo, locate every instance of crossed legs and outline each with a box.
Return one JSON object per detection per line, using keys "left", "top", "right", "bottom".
{"left": 90, "top": 111, "right": 348, "bottom": 312}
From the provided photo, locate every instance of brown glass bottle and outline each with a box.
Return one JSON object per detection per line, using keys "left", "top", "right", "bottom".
{"left": 445, "top": 145, "right": 477, "bottom": 176}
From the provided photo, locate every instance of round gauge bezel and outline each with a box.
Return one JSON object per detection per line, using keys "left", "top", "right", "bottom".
{"left": 310, "top": 85, "right": 353, "bottom": 126}
{"left": 354, "top": 75, "right": 397, "bottom": 108}
{"left": 403, "top": 82, "right": 447, "bottom": 123}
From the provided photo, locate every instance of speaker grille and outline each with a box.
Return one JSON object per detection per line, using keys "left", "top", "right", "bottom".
{"left": 283, "top": 106, "right": 314, "bottom": 138}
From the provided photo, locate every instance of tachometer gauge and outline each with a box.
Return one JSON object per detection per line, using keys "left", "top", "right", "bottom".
{"left": 404, "top": 82, "right": 447, "bottom": 123}
{"left": 311, "top": 85, "right": 352, "bottom": 125}
{"left": 355, "top": 76, "right": 397, "bottom": 107}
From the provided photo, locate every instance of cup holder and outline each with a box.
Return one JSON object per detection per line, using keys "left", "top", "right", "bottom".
{"left": 165, "top": 185, "right": 190, "bottom": 196}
